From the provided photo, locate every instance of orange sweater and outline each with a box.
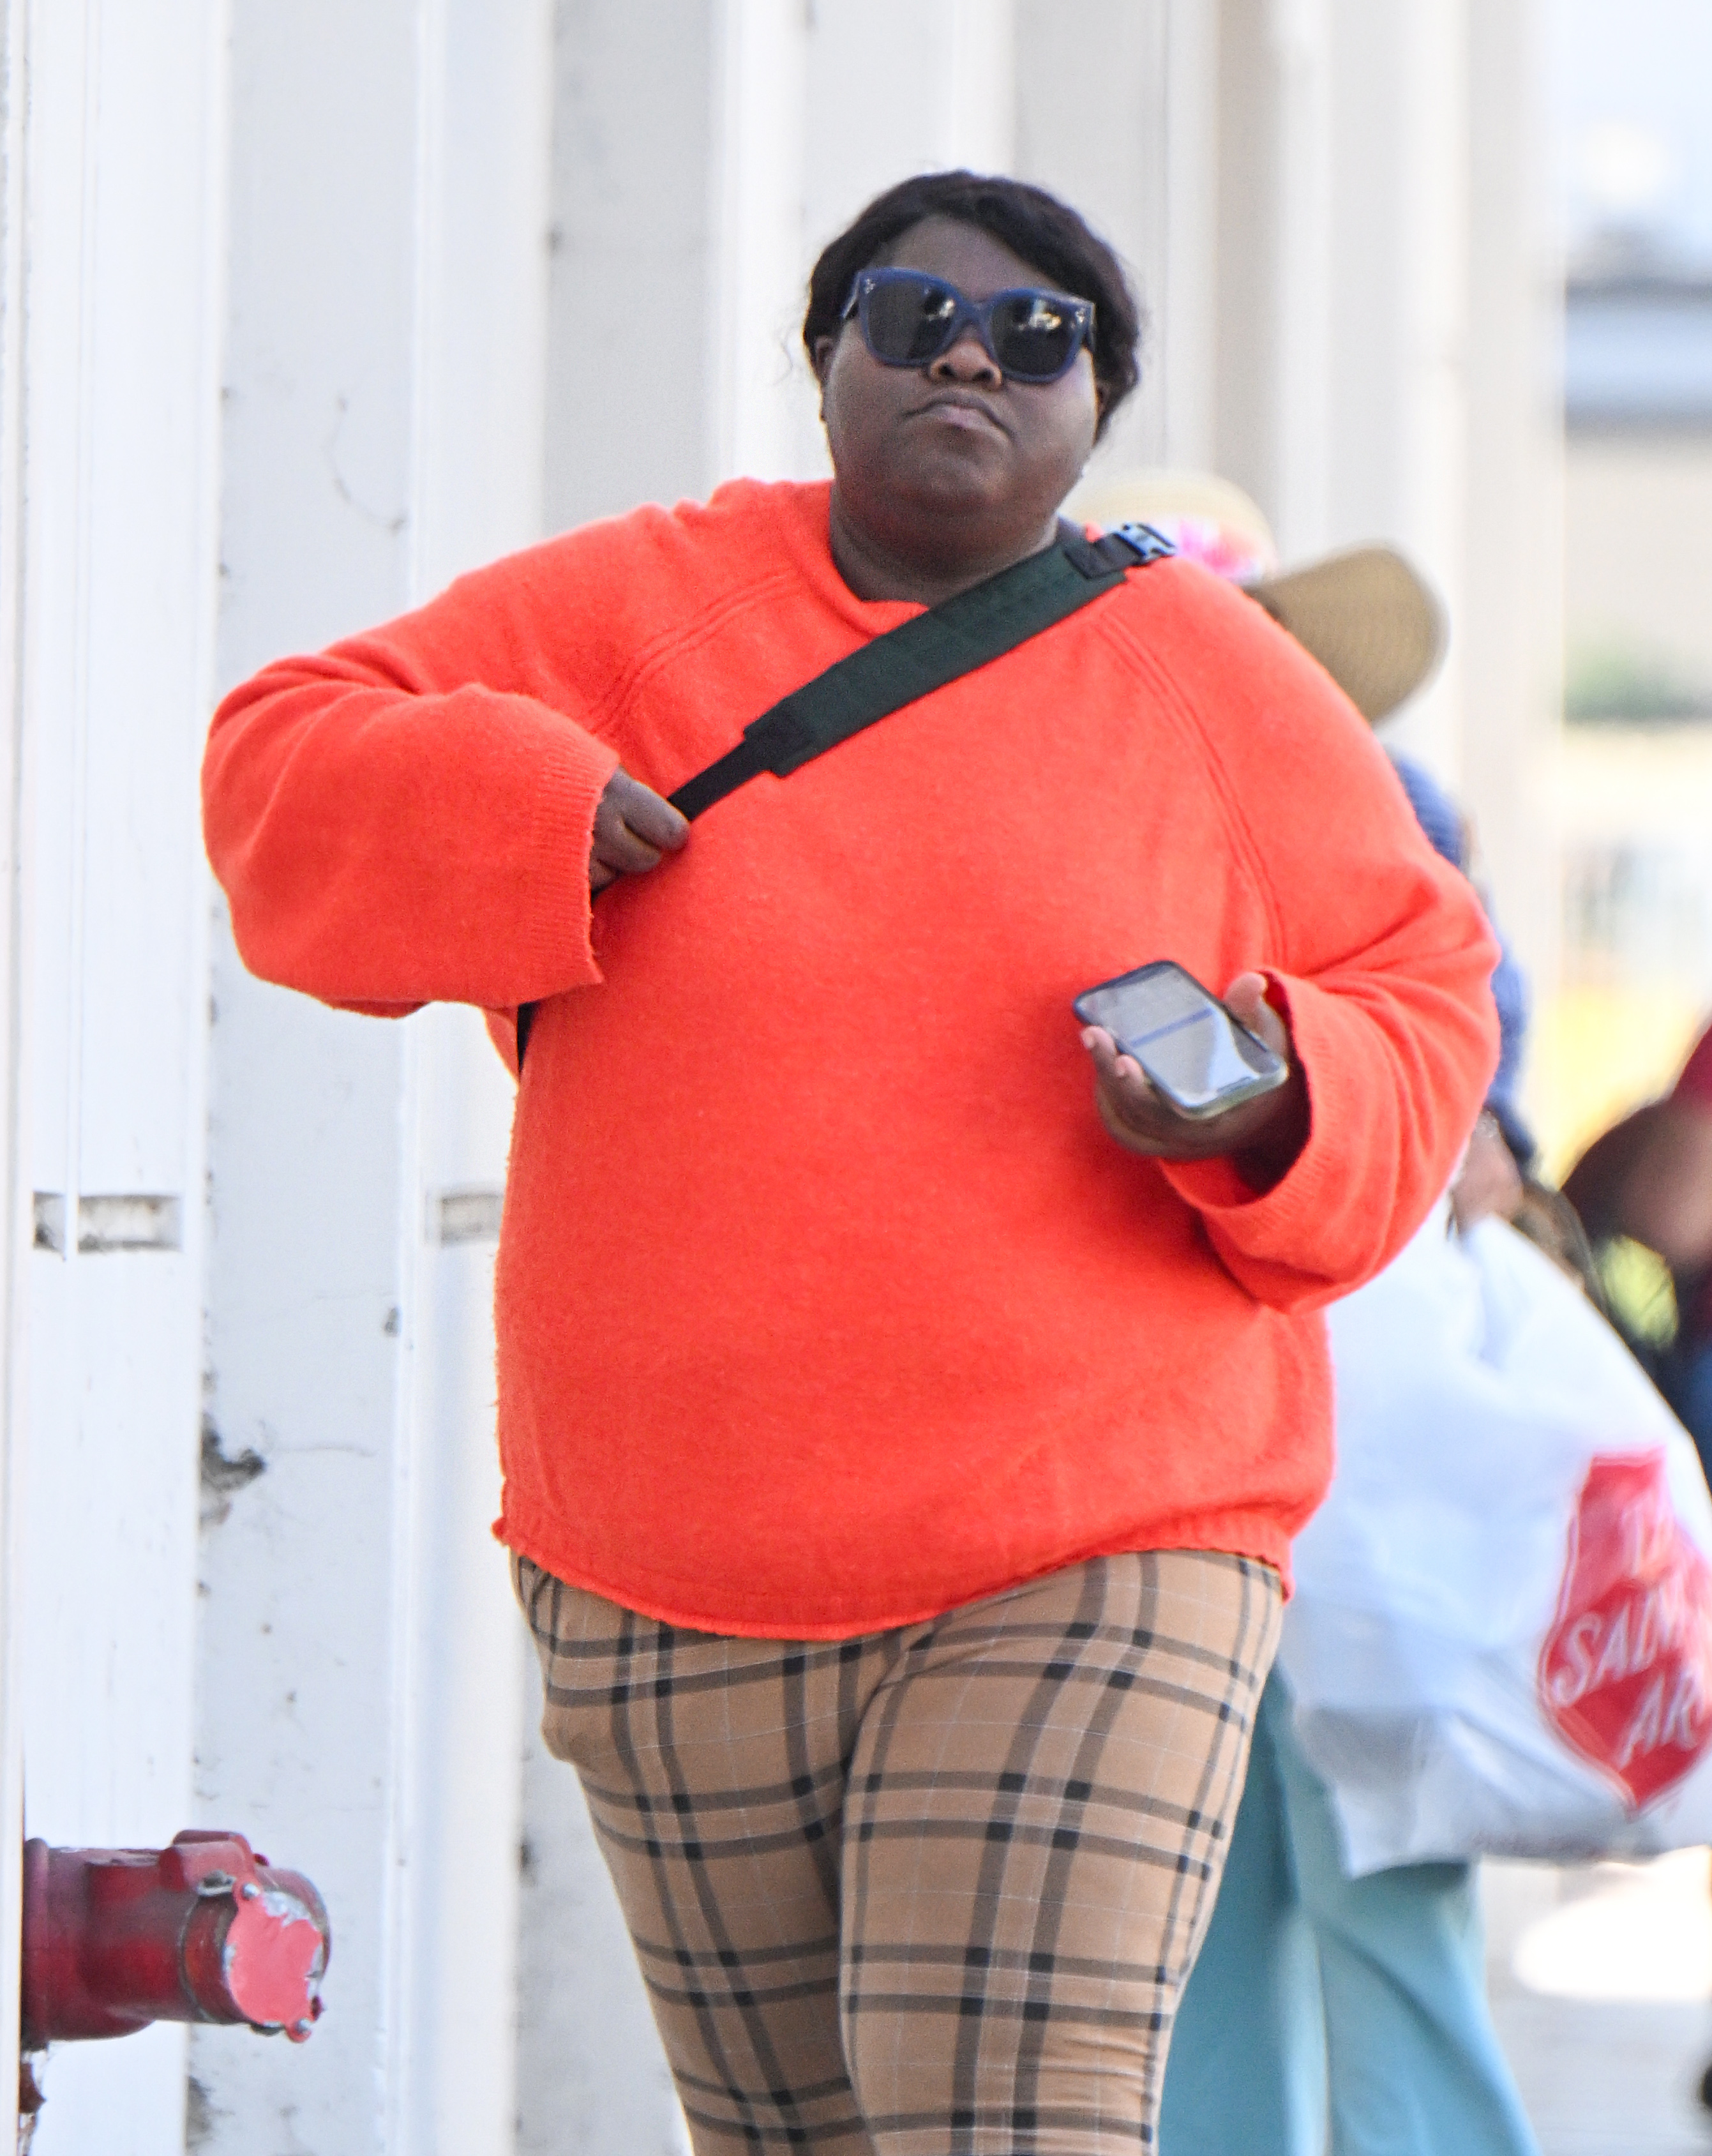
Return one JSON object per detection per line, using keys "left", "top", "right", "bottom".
{"left": 204, "top": 479, "right": 1498, "bottom": 1637}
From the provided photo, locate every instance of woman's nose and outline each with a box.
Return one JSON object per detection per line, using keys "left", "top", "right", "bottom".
{"left": 926, "top": 329, "right": 1002, "bottom": 386}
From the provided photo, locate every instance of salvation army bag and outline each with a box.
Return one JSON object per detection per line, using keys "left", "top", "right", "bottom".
{"left": 1277, "top": 1200, "right": 1712, "bottom": 1874}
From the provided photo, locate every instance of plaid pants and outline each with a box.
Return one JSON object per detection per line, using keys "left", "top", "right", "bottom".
{"left": 516, "top": 1549, "right": 1281, "bottom": 2155}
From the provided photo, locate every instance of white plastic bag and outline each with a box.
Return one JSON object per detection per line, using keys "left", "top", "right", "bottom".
{"left": 1278, "top": 1200, "right": 1712, "bottom": 1874}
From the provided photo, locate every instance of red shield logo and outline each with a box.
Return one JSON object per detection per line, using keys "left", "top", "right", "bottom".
{"left": 1537, "top": 1451, "right": 1712, "bottom": 1811}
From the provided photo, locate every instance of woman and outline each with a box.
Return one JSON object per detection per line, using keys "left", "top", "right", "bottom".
{"left": 203, "top": 171, "right": 1498, "bottom": 2152}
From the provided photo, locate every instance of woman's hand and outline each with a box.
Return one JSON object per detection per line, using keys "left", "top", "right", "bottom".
{"left": 1081, "top": 971, "right": 1310, "bottom": 1188}
{"left": 590, "top": 767, "right": 689, "bottom": 891}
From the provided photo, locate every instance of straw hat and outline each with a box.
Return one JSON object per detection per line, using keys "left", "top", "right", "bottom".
{"left": 1067, "top": 468, "right": 1446, "bottom": 724}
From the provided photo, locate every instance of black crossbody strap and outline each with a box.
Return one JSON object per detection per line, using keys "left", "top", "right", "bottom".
{"left": 670, "top": 521, "right": 1173, "bottom": 821}
{"left": 514, "top": 520, "right": 1175, "bottom": 1064}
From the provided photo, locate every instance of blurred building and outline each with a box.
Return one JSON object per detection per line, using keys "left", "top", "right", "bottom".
{"left": 1534, "top": 232, "right": 1712, "bottom": 1169}
{"left": 0, "top": 4, "right": 1561, "bottom": 2152}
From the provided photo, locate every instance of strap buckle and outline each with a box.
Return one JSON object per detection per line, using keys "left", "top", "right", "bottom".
{"left": 1106, "top": 520, "right": 1177, "bottom": 566}
{"left": 1059, "top": 523, "right": 1178, "bottom": 580}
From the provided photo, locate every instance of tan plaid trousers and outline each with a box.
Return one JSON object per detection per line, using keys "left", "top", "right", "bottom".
{"left": 516, "top": 1549, "right": 1281, "bottom": 2154}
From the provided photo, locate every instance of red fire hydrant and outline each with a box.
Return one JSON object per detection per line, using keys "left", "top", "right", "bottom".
{"left": 21, "top": 1829, "right": 329, "bottom": 2048}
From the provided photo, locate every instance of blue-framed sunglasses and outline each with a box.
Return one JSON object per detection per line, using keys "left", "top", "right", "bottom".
{"left": 842, "top": 267, "right": 1095, "bottom": 385}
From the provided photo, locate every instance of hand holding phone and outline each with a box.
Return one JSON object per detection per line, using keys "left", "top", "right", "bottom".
{"left": 1076, "top": 963, "right": 1308, "bottom": 1180}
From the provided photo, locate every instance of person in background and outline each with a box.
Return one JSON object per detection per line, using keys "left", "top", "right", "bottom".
{"left": 1565, "top": 1022, "right": 1712, "bottom": 1470}
{"left": 1073, "top": 474, "right": 1539, "bottom": 2156}
{"left": 1563, "top": 1028, "right": 1712, "bottom": 2123}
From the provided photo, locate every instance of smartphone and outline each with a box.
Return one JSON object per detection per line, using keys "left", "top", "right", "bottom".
{"left": 1073, "top": 960, "right": 1289, "bottom": 1120}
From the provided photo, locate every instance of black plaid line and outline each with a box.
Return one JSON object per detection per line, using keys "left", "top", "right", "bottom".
{"left": 544, "top": 1567, "right": 564, "bottom": 1657}
{"left": 532, "top": 1618, "right": 860, "bottom": 1674}
{"left": 852, "top": 1993, "right": 1175, "bottom": 2034}
{"left": 850, "top": 1809, "right": 1220, "bottom": 1873}
{"left": 862, "top": 2100, "right": 1159, "bottom": 2139}
{"left": 642, "top": 1969, "right": 839, "bottom": 2014}
{"left": 860, "top": 1655, "right": 1249, "bottom": 1723}
{"left": 629, "top": 1932, "right": 841, "bottom": 1973}
{"left": 589, "top": 1809, "right": 848, "bottom": 1871}
{"left": 780, "top": 1623, "right": 841, "bottom": 1915}
{"left": 577, "top": 1760, "right": 845, "bottom": 1819}
{"left": 850, "top": 1941, "right": 1173, "bottom": 1986}
{"left": 544, "top": 1640, "right": 855, "bottom": 1704}
{"left": 672, "top": 2063, "right": 857, "bottom": 2111}
{"left": 673, "top": 2063, "right": 853, "bottom": 2104}
{"left": 927, "top": 1609, "right": 1248, "bottom": 1685}
{"left": 837, "top": 1601, "right": 923, "bottom": 2081}
{"left": 677, "top": 2098, "right": 870, "bottom": 2145}
{"left": 838, "top": 1764, "right": 1215, "bottom": 1836}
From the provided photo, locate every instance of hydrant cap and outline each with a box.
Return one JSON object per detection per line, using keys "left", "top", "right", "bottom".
{"left": 222, "top": 1880, "right": 328, "bottom": 2033}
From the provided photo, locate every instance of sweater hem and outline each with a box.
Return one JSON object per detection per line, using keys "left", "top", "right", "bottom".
{"left": 495, "top": 1502, "right": 1292, "bottom": 1641}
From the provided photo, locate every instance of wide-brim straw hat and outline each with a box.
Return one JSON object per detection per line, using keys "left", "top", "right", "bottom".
{"left": 1067, "top": 468, "right": 1447, "bottom": 725}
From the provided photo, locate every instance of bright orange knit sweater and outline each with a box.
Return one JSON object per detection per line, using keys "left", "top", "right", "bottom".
{"left": 204, "top": 479, "right": 1499, "bottom": 1636}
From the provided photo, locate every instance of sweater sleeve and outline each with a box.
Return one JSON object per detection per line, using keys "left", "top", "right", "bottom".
{"left": 1147, "top": 580, "right": 1500, "bottom": 1311}
{"left": 202, "top": 550, "right": 619, "bottom": 1014}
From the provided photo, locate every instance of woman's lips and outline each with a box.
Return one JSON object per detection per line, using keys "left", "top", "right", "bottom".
{"left": 910, "top": 394, "right": 1009, "bottom": 436}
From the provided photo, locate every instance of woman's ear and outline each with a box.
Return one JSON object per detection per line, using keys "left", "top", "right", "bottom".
{"left": 811, "top": 333, "right": 840, "bottom": 424}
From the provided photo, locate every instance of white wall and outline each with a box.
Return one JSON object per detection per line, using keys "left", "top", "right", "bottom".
{"left": 0, "top": 0, "right": 35, "bottom": 2104}
{"left": 193, "top": 3, "right": 550, "bottom": 2151}
{"left": 10, "top": 2, "right": 227, "bottom": 2148}
{"left": 1210, "top": 0, "right": 1559, "bottom": 988}
{"left": 1462, "top": 0, "right": 1563, "bottom": 999}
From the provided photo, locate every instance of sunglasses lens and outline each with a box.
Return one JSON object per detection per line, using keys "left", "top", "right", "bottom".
{"left": 863, "top": 275, "right": 960, "bottom": 364}
{"left": 989, "top": 292, "right": 1082, "bottom": 381}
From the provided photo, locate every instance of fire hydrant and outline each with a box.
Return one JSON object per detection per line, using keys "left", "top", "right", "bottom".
{"left": 20, "top": 1828, "right": 329, "bottom": 2049}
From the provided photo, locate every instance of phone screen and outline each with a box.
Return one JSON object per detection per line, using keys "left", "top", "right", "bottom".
{"left": 1079, "top": 965, "right": 1280, "bottom": 1113}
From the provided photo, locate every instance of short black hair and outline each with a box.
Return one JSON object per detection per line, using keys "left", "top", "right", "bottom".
{"left": 802, "top": 170, "right": 1143, "bottom": 439}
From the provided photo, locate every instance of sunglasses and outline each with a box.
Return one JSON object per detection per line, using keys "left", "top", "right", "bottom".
{"left": 842, "top": 267, "right": 1095, "bottom": 386}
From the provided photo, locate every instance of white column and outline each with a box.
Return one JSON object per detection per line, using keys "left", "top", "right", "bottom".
{"left": 1258, "top": 0, "right": 1336, "bottom": 561}
{"left": 945, "top": 0, "right": 1017, "bottom": 173}
{"left": 710, "top": 0, "right": 813, "bottom": 484}
{"left": 804, "top": 0, "right": 1014, "bottom": 252}
{"left": 1459, "top": 0, "right": 1563, "bottom": 1001}
{"left": 10, "top": 1, "right": 227, "bottom": 2149}
{"left": 544, "top": 0, "right": 721, "bottom": 527}
{"left": 1317, "top": 0, "right": 1471, "bottom": 780}
{"left": 0, "top": 0, "right": 38, "bottom": 2113}
{"left": 1013, "top": 0, "right": 1173, "bottom": 475}
{"left": 1159, "top": 0, "right": 1223, "bottom": 474}
{"left": 0, "top": 0, "right": 33, "bottom": 2104}
{"left": 1212, "top": 1, "right": 1474, "bottom": 769}
{"left": 194, "top": 3, "right": 550, "bottom": 2150}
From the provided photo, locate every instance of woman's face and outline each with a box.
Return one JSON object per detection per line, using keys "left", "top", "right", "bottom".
{"left": 815, "top": 216, "right": 1100, "bottom": 566}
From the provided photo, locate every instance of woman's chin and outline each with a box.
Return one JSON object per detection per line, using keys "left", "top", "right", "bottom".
{"left": 872, "top": 448, "right": 1023, "bottom": 529}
